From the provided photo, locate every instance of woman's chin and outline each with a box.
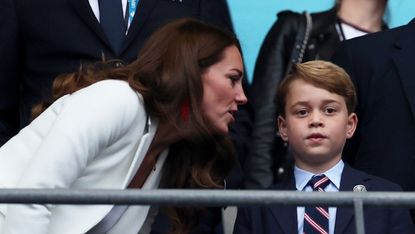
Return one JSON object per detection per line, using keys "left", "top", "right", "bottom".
{"left": 213, "top": 125, "right": 229, "bottom": 136}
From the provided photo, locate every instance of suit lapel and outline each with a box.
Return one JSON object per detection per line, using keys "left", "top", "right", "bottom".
{"left": 121, "top": 0, "right": 159, "bottom": 53}
{"left": 69, "top": 0, "right": 160, "bottom": 55}
{"left": 334, "top": 165, "right": 364, "bottom": 234}
{"left": 391, "top": 20, "right": 415, "bottom": 120}
{"left": 68, "top": 0, "right": 112, "bottom": 49}
{"left": 269, "top": 178, "right": 298, "bottom": 234}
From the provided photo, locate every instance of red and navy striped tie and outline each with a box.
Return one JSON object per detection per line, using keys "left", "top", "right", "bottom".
{"left": 304, "top": 174, "right": 331, "bottom": 234}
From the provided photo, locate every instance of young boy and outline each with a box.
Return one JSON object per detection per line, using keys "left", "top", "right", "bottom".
{"left": 234, "top": 60, "right": 414, "bottom": 234}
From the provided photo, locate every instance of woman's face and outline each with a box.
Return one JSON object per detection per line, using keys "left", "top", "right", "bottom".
{"left": 201, "top": 45, "right": 247, "bottom": 135}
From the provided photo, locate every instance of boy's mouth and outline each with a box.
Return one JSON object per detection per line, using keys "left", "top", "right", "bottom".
{"left": 307, "top": 133, "right": 327, "bottom": 140}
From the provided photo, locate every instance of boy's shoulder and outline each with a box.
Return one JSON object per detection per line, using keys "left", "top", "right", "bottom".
{"left": 268, "top": 164, "right": 402, "bottom": 192}
{"left": 344, "top": 165, "right": 402, "bottom": 192}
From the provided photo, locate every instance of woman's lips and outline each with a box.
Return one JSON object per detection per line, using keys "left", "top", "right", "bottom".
{"left": 228, "top": 110, "right": 236, "bottom": 123}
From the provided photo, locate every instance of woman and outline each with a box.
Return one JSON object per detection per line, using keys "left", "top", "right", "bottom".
{"left": 244, "top": 0, "right": 388, "bottom": 189}
{"left": 0, "top": 18, "right": 247, "bottom": 234}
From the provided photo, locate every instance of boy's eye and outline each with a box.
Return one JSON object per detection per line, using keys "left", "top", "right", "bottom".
{"left": 324, "top": 107, "right": 337, "bottom": 115}
{"left": 296, "top": 109, "right": 309, "bottom": 117}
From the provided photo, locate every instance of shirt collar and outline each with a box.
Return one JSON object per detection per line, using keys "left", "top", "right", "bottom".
{"left": 294, "top": 160, "right": 344, "bottom": 191}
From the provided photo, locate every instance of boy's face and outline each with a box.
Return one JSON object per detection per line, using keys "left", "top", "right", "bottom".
{"left": 278, "top": 79, "right": 357, "bottom": 172}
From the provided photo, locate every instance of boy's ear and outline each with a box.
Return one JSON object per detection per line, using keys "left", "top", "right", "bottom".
{"left": 346, "top": 113, "right": 358, "bottom": 139}
{"left": 277, "top": 116, "right": 289, "bottom": 141}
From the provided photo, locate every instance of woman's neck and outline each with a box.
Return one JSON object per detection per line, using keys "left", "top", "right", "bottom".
{"left": 337, "top": 0, "right": 386, "bottom": 32}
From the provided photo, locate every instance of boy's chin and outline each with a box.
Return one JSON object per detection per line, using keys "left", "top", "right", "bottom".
{"left": 295, "top": 154, "right": 342, "bottom": 173}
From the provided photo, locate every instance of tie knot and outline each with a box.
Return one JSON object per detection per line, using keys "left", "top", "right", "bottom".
{"left": 309, "top": 175, "right": 330, "bottom": 191}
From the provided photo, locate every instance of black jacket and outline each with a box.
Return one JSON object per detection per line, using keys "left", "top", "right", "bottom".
{"left": 332, "top": 19, "right": 415, "bottom": 191}
{"left": 244, "top": 8, "right": 345, "bottom": 189}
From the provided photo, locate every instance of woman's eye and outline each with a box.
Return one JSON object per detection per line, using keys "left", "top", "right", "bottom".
{"left": 228, "top": 76, "right": 240, "bottom": 86}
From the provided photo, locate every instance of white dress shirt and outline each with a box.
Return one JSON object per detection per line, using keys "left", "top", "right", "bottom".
{"left": 341, "top": 22, "right": 368, "bottom": 40}
{"left": 88, "top": 0, "right": 134, "bottom": 29}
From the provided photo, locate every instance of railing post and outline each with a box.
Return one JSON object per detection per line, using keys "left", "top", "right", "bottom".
{"left": 354, "top": 198, "right": 365, "bottom": 234}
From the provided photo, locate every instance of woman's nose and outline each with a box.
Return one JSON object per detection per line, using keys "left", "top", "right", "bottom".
{"left": 235, "top": 86, "right": 247, "bottom": 105}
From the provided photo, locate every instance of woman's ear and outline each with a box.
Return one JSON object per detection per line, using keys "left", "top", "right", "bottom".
{"left": 278, "top": 115, "right": 289, "bottom": 142}
{"left": 346, "top": 113, "right": 358, "bottom": 139}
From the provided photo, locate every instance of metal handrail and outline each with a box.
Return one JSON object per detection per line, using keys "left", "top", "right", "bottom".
{"left": 1, "top": 189, "right": 415, "bottom": 234}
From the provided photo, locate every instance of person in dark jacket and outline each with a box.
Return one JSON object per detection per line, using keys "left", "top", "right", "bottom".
{"left": 244, "top": 0, "right": 388, "bottom": 189}
{"left": 332, "top": 17, "right": 415, "bottom": 221}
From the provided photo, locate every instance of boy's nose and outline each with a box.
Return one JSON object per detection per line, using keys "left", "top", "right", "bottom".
{"left": 309, "top": 112, "right": 324, "bottom": 127}
{"left": 309, "top": 121, "right": 323, "bottom": 128}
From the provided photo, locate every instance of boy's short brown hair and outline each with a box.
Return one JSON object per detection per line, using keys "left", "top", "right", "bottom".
{"left": 276, "top": 60, "right": 357, "bottom": 117}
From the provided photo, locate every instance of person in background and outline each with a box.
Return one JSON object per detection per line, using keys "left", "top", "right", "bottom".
{"left": 233, "top": 60, "right": 414, "bottom": 234}
{"left": 244, "top": 0, "right": 388, "bottom": 189}
{"left": 0, "top": 18, "right": 247, "bottom": 234}
{"left": 0, "top": 0, "right": 235, "bottom": 146}
{"left": 332, "top": 18, "right": 415, "bottom": 220}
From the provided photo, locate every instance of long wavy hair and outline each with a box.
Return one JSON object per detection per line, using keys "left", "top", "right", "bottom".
{"left": 33, "top": 18, "right": 240, "bottom": 233}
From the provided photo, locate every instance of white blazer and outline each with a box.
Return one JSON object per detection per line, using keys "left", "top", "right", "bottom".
{"left": 0, "top": 80, "right": 167, "bottom": 234}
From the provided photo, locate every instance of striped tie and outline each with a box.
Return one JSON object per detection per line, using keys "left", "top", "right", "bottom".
{"left": 304, "top": 174, "right": 331, "bottom": 234}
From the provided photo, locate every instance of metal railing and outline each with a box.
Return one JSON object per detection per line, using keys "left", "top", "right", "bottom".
{"left": 1, "top": 189, "right": 415, "bottom": 234}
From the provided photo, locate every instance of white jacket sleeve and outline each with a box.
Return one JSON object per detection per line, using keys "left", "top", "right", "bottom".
{"left": 2, "top": 80, "right": 144, "bottom": 234}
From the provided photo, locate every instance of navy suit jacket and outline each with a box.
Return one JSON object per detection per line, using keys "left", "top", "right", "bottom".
{"left": 0, "top": 0, "right": 234, "bottom": 145}
{"left": 233, "top": 165, "right": 414, "bottom": 234}
{"left": 332, "top": 19, "right": 415, "bottom": 191}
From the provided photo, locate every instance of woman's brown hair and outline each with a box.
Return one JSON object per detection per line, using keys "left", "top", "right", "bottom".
{"left": 33, "top": 18, "right": 241, "bottom": 233}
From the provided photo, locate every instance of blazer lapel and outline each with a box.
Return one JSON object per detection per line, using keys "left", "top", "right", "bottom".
{"left": 121, "top": 0, "right": 159, "bottom": 53}
{"left": 334, "top": 165, "right": 362, "bottom": 234}
{"left": 269, "top": 178, "right": 298, "bottom": 234}
{"left": 122, "top": 115, "right": 159, "bottom": 187}
{"left": 68, "top": 0, "right": 112, "bottom": 49}
{"left": 391, "top": 20, "right": 415, "bottom": 120}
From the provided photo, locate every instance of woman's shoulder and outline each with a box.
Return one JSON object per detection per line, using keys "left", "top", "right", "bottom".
{"left": 76, "top": 79, "right": 142, "bottom": 105}
{"left": 260, "top": 10, "right": 302, "bottom": 44}
{"left": 276, "top": 10, "right": 302, "bottom": 23}
{"left": 69, "top": 79, "right": 146, "bottom": 122}
{"left": 83, "top": 79, "right": 137, "bottom": 96}
{"left": 269, "top": 10, "right": 303, "bottom": 35}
